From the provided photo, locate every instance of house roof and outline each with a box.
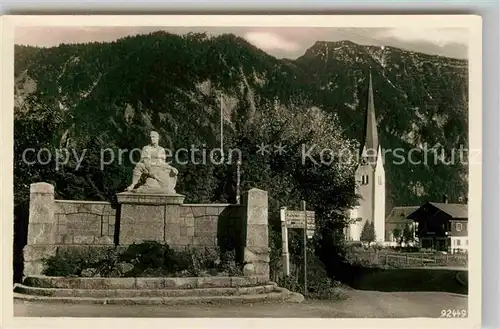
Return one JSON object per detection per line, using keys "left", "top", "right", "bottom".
{"left": 385, "top": 206, "right": 420, "bottom": 223}
{"left": 407, "top": 202, "right": 468, "bottom": 220}
{"left": 428, "top": 202, "right": 468, "bottom": 219}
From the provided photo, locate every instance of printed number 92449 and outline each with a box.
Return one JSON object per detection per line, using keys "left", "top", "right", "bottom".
{"left": 440, "top": 309, "right": 467, "bottom": 318}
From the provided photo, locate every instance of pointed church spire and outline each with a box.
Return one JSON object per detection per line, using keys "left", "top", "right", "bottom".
{"left": 361, "top": 70, "right": 380, "bottom": 167}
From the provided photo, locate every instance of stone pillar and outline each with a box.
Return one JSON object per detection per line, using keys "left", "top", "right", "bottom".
{"left": 23, "top": 182, "right": 58, "bottom": 276}
{"left": 242, "top": 188, "right": 270, "bottom": 279}
{"left": 117, "top": 192, "right": 186, "bottom": 245}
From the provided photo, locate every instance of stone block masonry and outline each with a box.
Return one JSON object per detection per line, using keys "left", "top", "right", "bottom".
{"left": 22, "top": 182, "right": 269, "bottom": 281}
{"left": 23, "top": 183, "right": 118, "bottom": 276}
{"left": 55, "top": 200, "right": 116, "bottom": 245}
{"left": 241, "top": 189, "right": 270, "bottom": 278}
{"left": 116, "top": 192, "right": 244, "bottom": 251}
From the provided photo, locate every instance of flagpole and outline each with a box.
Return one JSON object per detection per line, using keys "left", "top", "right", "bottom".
{"left": 220, "top": 94, "right": 224, "bottom": 162}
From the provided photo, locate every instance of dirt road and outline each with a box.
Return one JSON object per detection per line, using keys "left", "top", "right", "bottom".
{"left": 14, "top": 289, "right": 467, "bottom": 318}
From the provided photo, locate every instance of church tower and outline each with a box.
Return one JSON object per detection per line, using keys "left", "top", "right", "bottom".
{"left": 347, "top": 72, "right": 386, "bottom": 243}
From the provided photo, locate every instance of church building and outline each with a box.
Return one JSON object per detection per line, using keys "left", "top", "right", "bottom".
{"left": 345, "top": 72, "right": 386, "bottom": 243}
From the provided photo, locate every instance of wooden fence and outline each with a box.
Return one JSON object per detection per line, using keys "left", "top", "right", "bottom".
{"left": 346, "top": 251, "right": 468, "bottom": 268}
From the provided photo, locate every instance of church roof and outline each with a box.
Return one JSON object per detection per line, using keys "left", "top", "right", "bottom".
{"left": 359, "top": 72, "right": 380, "bottom": 167}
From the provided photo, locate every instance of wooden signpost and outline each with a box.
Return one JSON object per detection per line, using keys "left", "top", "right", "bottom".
{"left": 280, "top": 200, "right": 315, "bottom": 296}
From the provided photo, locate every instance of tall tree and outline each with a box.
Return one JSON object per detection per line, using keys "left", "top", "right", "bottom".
{"left": 360, "top": 220, "right": 376, "bottom": 246}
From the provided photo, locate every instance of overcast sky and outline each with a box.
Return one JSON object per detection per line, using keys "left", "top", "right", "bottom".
{"left": 15, "top": 26, "right": 468, "bottom": 59}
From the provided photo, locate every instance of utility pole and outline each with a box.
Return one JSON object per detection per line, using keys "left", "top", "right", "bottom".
{"left": 236, "top": 159, "right": 241, "bottom": 204}
{"left": 302, "top": 200, "right": 307, "bottom": 296}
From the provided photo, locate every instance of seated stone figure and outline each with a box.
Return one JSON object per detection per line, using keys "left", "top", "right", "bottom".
{"left": 126, "top": 131, "right": 179, "bottom": 194}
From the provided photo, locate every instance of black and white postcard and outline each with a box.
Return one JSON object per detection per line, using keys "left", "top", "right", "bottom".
{"left": 1, "top": 14, "right": 482, "bottom": 329}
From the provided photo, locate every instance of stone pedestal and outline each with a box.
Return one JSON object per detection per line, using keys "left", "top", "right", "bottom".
{"left": 117, "top": 192, "right": 186, "bottom": 245}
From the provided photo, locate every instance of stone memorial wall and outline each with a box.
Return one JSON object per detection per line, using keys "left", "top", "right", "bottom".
{"left": 23, "top": 182, "right": 269, "bottom": 279}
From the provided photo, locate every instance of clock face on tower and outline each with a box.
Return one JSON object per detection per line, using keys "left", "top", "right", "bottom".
{"left": 361, "top": 157, "right": 368, "bottom": 165}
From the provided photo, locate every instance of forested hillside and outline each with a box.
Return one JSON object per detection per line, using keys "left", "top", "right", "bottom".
{"left": 14, "top": 32, "right": 468, "bottom": 212}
